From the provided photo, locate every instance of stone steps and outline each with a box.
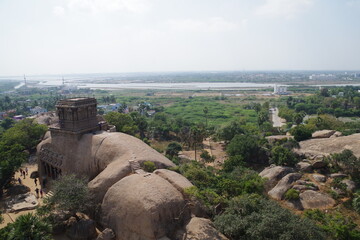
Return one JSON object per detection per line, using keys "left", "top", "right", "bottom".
{"left": 44, "top": 191, "right": 54, "bottom": 199}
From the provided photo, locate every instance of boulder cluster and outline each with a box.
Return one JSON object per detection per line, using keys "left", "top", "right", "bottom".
{"left": 260, "top": 161, "right": 356, "bottom": 211}
{"left": 37, "top": 131, "right": 227, "bottom": 240}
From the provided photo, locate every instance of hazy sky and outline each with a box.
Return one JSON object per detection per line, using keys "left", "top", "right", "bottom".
{"left": 1, "top": 0, "right": 360, "bottom": 75}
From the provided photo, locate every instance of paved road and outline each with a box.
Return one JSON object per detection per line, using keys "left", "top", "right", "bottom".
{"left": 271, "top": 108, "right": 286, "bottom": 128}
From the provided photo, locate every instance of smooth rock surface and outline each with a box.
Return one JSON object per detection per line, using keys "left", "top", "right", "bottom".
{"left": 311, "top": 160, "right": 327, "bottom": 169}
{"left": 292, "top": 184, "right": 317, "bottom": 191}
{"left": 10, "top": 193, "right": 38, "bottom": 212}
{"left": 299, "top": 190, "right": 336, "bottom": 209}
{"left": 154, "top": 169, "right": 193, "bottom": 194}
{"left": 312, "top": 130, "right": 336, "bottom": 139}
{"left": 330, "top": 173, "right": 348, "bottom": 179}
{"left": 268, "top": 173, "right": 302, "bottom": 200}
{"left": 38, "top": 131, "right": 175, "bottom": 202}
{"left": 184, "top": 217, "right": 228, "bottom": 240}
{"left": 101, "top": 174, "right": 189, "bottom": 240}
{"left": 296, "top": 133, "right": 360, "bottom": 158}
{"left": 259, "top": 165, "right": 294, "bottom": 190}
{"left": 296, "top": 161, "right": 312, "bottom": 172}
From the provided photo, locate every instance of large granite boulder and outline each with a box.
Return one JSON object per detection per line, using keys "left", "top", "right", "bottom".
{"left": 154, "top": 169, "right": 193, "bottom": 194}
{"left": 312, "top": 130, "right": 336, "bottom": 139}
{"left": 259, "top": 165, "right": 294, "bottom": 190}
{"left": 268, "top": 173, "right": 302, "bottom": 200}
{"left": 37, "top": 131, "right": 175, "bottom": 202}
{"left": 101, "top": 173, "right": 190, "bottom": 240}
{"left": 184, "top": 217, "right": 228, "bottom": 240}
{"left": 299, "top": 190, "right": 336, "bottom": 209}
{"left": 296, "top": 161, "right": 312, "bottom": 172}
{"left": 9, "top": 193, "right": 39, "bottom": 212}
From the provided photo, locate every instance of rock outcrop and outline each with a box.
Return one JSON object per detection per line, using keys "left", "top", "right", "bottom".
{"left": 37, "top": 131, "right": 175, "bottom": 202}
{"left": 154, "top": 169, "right": 193, "bottom": 194}
{"left": 259, "top": 165, "right": 294, "bottom": 190}
{"left": 184, "top": 217, "right": 228, "bottom": 240}
{"left": 268, "top": 173, "right": 302, "bottom": 200}
{"left": 299, "top": 190, "right": 336, "bottom": 209}
{"left": 101, "top": 173, "right": 190, "bottom": 240}
{"left": 312, "top": 130, "right": 336, "bottom": 139}
{"left": 296, "top": 161, "right": 312, "bottom": 172}
{"left": 313, "top": 174, "right": 326, "bottom": 183}
{"left": 296, "top": 133, "right": 360, "bottom": 158}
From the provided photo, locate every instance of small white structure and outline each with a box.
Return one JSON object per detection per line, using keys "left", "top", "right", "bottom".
{"left": 274, "top": 85, "right": 288, "bottom": 95}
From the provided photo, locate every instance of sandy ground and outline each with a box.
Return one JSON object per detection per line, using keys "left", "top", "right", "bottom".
{"left": 0, "top": 163, "right": 70, "bottom": 239}
{"left": 0, "top": 163, "right": 42, "bottom": 229}
{"left": 181, "top": 138, "right": 227, "bottom": 168}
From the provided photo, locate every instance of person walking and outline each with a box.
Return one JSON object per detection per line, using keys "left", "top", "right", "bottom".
{"left": 19, "top": 168, "right": 23, "bottom": 177}
{"left": 22, "top": 170, "right": 26, "bottom": 179}
{"left": 18, "top": 177, "right": 22, "bottom": 185}
{"left": 35, "top": 188, "right": 39, "bottom": 198}
{"left": 40, "top": 188, "right": 43, "bottom": 198}
{"left": 25, "top": 167, "right": 28, "bottom": 175}
{"left": 34, "top": 178, "right": 38, "bottom": 186}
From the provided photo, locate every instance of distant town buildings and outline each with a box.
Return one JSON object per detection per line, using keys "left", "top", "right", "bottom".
{"left": 274, "top": 85, "right": 288, "bottom": 95}
{"left": 309, "top": 74, "right": 336, "bottom": 81}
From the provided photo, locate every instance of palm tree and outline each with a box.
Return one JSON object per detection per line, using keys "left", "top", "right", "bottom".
{"left": 0, "top": 213, "right": 52, "bottom": 240}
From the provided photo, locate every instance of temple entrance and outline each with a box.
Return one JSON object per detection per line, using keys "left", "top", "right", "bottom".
{"left": 41, "top": 161, "right": 62, "bottom": 180}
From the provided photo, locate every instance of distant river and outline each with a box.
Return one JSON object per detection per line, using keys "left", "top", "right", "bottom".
{"left": 80, "top": 82, "right": 275, "bottom": 90}
{"left": 35, "top": 80, "right": 275, "bottom": 90}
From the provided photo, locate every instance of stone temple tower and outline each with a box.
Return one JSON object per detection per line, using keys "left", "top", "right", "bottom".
{"left": 38, "top": 97, "right": 102, "bottom": 181}
{"left": 52, "top": 97, "right": 99, "bottom": 135}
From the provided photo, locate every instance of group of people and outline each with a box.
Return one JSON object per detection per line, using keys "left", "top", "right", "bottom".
{"left": 17, "top": 168, "right": 45, "bottom": 199}
{"left": 17, "top": 167, "right": 28, "bottom": 184}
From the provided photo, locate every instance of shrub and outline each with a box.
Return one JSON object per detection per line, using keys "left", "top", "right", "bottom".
{"left": 353, "top": 191, "right": 360, "bottom": 213}
{"left": 143, "top": 161, "right": 156, "bottom": 172}
{"left": 290, "top": 125, "right": 312, "bottom": 142}
{"left": 270, "top": 145, "right": 298, "bottom": 166}
{"left": 165, "top": 142, "right": 182, "bottom": 158}
{"left": 304, "top": 209, "right": 360, "bottom": 240}
{"left": 215, "top": 194, "right": 325, "bottom": 240}
{"left": 200, "top": 150, "right": 215, "bottom": 163}
{"left": 226, "top": 134, "right": 267, "bottom": 164}
{"left": 284, "top": 189, "right": 300, "bottom": 200}
{"left": 45, "top": 174, "right": 94, "bottom": 216}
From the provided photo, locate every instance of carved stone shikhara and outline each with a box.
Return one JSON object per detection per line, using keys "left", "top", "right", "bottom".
{"left": 38, "top": 98, "right": 101, "bottom": 180}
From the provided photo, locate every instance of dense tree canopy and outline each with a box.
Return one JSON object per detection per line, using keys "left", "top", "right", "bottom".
{"left": 214, "top": 194, "right": 325, "bottom": 240}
